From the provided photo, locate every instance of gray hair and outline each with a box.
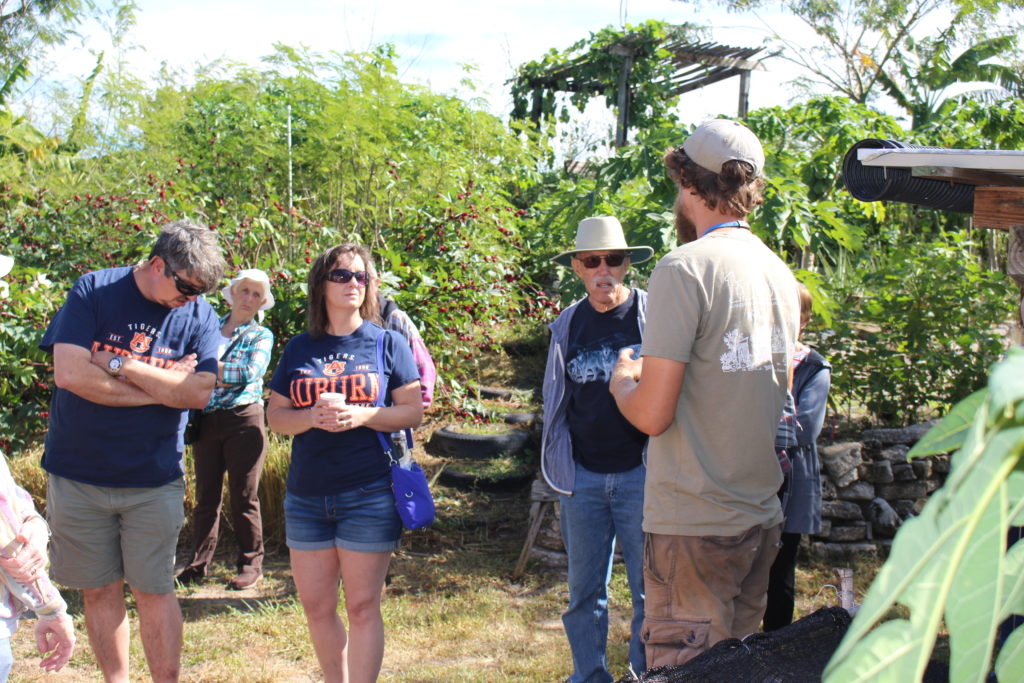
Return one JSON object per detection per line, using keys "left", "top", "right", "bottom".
{"left": 148, "top": 220, "right": 226, "bottom": 293}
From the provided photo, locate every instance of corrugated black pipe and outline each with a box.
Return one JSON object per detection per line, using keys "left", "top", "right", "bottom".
{"left": 841, "top": 139, "right": 975, "bottom": 214}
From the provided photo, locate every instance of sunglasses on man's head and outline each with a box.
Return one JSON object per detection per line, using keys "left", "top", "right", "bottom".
{"left": 326, "top": 268, "right": 369, "bottom": 286}
{"left": 167, "top": 267, "right": 205, "bottom": 297}
{"left": 574, "top": 253, "right": 627, "bottom": 269}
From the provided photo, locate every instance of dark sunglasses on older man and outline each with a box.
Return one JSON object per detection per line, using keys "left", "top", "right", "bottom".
{"left": 167, "top": 267, "right": 205, "bottom": 297}
{"left": 326, "top": 268, "right": 370, "bottom": 286}
{"left": 575, "top": 253, "right": 627, "bottom": 269}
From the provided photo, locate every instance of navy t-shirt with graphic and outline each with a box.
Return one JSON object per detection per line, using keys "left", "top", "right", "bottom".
{"left": 39, "top": 266, "right": 221, "bottom": 488}
{"left": 268, "top": 321, "right": 419, "bottom": 497}
{"left": 565, "top": 292, "right": 647, "bottom": 473}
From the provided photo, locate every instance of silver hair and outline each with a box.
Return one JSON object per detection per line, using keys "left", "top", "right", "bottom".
{"left": 148, "top": 220, "right": 226, "bottom": 293}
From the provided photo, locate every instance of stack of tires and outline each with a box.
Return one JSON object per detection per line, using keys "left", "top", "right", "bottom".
{"left": 429, "top": 386, "right": 538, "bottom": 492}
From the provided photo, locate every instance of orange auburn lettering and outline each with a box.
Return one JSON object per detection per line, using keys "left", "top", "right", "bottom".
{"left": 91, "top": 341, "right": 176, "bottom": 368}
{"left": 288, "top": 372, "right": 380, "bottom": 408}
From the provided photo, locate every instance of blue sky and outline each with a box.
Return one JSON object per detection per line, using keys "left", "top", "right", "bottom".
{"left": 39, "top": 0, "right": 809, "bottom": 128}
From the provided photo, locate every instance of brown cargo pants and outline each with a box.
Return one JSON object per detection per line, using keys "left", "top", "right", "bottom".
{"left": 642, "top": 523, "right": 783, "bottom": 669}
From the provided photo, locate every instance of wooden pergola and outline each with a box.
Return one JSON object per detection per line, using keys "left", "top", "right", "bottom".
{"left": 514, "top": 40, "right": 769, "bottom": 148}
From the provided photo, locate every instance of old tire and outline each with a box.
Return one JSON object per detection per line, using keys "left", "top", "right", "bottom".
{"left": 428, "top": 423, "right": 532, "bottom": 462}
{"left": 429, "top": 425, "right": 530, "bottom": 459}
{"left": 503, "top": 412, "right": 537, "bottom": 426}
{"left": 473, "top": 385, "right": 513, "bottom": 400}
{"left": 438, "top": 461, "right": 535, "bottom": 492}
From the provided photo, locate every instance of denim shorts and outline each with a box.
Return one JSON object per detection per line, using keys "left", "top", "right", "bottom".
{"left": 284, "top": 475, "right": 402, "bottom": 553}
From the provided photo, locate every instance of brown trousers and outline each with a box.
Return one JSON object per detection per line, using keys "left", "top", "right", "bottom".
{"left": 183, "top": 403, "right": 267, "bottom": 573}
{"left": 642, "top": 523, "right": 783, "bottom": 669}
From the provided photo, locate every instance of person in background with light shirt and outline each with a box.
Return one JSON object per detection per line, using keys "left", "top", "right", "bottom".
{"left": 611, "top": 120, "right": 799, "bottom": 667}
{"left": 0, "top": 253, "right": 75, "bottom": 681}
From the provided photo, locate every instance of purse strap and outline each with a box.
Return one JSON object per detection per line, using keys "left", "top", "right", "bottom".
{"left": 373, "top": 330, "right": 414, "bottom": 464}
{"left": 219, "top": 318, "right": 250, "bottom": 360}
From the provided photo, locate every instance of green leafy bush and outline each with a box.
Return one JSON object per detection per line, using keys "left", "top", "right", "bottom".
{"left": 0, "top": 45, "right": 559, "bottom": 446}
{"left": 0, "top": 263, "right": 60, "bottom": 451}
{"left": 814, "top": 234, "right": 1014, "bottom": 425}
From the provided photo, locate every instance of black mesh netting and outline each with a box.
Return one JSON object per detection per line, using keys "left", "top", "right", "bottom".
{"left": 613, "top": 607, "right": 951, "bottom": 683}
{"left": 616, "top": 607, "right": 851, "bottom": 683}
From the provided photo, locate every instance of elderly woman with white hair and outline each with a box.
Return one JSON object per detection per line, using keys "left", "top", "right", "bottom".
{"left": 177, "top": 268, "right": 275, "bottom": 590}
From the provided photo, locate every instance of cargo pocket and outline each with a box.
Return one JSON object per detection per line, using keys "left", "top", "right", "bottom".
{"left": 642, "top": 616, "right": 711, "bottom": 668}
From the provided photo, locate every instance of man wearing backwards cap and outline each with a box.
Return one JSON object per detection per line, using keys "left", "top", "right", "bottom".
{"left": 610, "top": 120, "right": 800, "bottom": 667}
{"left": 541, "top": 216, "right": 653, "bottom": 682}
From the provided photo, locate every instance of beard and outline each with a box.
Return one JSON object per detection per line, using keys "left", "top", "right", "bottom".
{"left": 674, "top": 194, "right": 698, "bottom": 244}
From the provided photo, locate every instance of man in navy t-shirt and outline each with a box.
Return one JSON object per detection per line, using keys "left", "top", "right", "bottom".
{"left": 39, "top": 220, "right": 225, "bottom": 682}
{"left": 540, "top": 216, "right": 652, "bottom": 683}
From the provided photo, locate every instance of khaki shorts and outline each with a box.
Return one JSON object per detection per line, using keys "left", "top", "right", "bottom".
{"left": 46, "top": 474, "right": 184, "bottom": 594}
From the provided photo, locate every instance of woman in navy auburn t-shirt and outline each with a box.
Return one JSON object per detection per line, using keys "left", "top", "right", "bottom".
{"left": 267, "top": 244, "right": 421, "bottom": 682}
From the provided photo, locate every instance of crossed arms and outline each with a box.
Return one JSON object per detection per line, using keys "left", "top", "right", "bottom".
{"left": 52, "top": 343, "right": 215, "bottom": 410}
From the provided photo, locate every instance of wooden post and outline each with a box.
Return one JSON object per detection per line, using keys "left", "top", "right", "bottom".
{"left": 974, "top": 186, "right": 1024, "bottom": 340}
{"left": 530, "top": 90, "right": 544, "bottom": 128}
{"left": 1008, "top": 225, "right": 1024, "bottom": 286}
{"left": 1009, "top": 225, "right": 1024, "bottom": 342}
{"left": 738, "top": 69, "right": 751, "bottom": 119}
{"left": 610, "top": 44, "right": 636, "bottom": 149}
{"left": 973, "top": 187, "right": 1024, "bottom": 231}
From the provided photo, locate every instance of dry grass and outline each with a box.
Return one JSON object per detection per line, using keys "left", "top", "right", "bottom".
{"left": 6, "top": 473, "right": 883, "bottom": 682}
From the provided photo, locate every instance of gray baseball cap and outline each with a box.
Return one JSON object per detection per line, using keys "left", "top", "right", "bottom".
{"left": 683, "top": 119, "right": 765, "bottom": 177}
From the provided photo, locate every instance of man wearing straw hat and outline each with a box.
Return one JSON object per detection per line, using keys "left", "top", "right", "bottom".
{"left": 610, "top": 120, "right": 799, "bottom": 667}
{"left": 541, "top": 216, "right": 653, "bottom": 683}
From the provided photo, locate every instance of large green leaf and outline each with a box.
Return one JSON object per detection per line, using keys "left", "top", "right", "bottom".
{"left": 943, "top": 397, "right": 993, "bottom": 495}
{"left": 1000, "top": 538, "right": 1024, "bottom": 622}
{"left": 826, "top": 512, "right": 958, "bottom": 680}
{"left": 826, "top": 352, "right": 1024, "bottom": 682}
{"left": 989, "top": 347, "right": 1024, "bottom": 420}
{"left": 826, "top": 621, "right": 921, "bottom": 682}
{"left": 908, "top": 389, "right": 987, "bottom": 458}
{"left": 996, "top": 623, "right": 1024, "bottom": 681}
{"left": 946, "top": 483, "right": 1004, "bottom": 683}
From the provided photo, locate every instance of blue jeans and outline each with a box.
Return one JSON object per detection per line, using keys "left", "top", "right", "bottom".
{"left": 560, "top": 461, "right": 646, "bottom": 683}
{"left": 0, "top": 636, "right": 11, "bottom": 683}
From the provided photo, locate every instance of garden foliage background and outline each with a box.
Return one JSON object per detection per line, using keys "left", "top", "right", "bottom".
{"left": 0, "top": 3, "right": 1023, "bottom": 680}
{"left": 0, "top": 8, "right": 1022, "bottom": 451}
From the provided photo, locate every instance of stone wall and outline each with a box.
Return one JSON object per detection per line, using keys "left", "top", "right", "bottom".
{"left": 812, "top": 421, "right": 950, "bottom": 560}
{"left": 523, "top": 421, "right": 953, "bottom": 566}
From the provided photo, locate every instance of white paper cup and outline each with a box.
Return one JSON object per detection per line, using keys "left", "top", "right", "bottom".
{"left": 318, "top": 392, "right": 346, "bottom": 407}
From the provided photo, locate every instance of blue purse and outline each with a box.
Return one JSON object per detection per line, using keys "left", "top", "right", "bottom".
{"left": 374, "top": 331, "right": 436, "bottom": 530}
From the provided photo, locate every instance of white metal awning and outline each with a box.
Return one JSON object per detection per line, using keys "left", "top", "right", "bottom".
{"left": 857, "top": 148, "right": 1024, "bottom": 178}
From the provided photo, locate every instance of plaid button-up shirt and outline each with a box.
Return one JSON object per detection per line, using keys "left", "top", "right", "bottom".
{"left": 205, "top": 316, "right": 274, "bottom": 412}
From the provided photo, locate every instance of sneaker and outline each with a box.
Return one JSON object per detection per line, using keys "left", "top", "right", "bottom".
{"left": 226, "top": 567, "right": 262, "bottom": 590}
{"left": 175, "top": 566, "right": 206, "bottom": 586}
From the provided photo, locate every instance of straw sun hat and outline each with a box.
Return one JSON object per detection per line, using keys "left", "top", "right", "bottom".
{"left": 551, "top": 216, "right": 654, "bottom": 268}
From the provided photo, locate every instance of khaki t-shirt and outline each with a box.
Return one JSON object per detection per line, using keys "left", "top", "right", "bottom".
{"left": 641, "top": 230, "right": 799, "bottom": 536}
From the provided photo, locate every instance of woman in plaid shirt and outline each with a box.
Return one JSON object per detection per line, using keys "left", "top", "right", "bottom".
{"left": 177, "top": 269, "right": 275, "bottom": 591}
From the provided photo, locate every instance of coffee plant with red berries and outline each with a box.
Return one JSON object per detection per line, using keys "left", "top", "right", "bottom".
{"left": 0, "top": 45, "right": 557, "bottom": 446}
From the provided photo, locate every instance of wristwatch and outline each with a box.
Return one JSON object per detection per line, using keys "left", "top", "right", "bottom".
{"left": 107, "top": 356, "right": 124, "bottom": 376}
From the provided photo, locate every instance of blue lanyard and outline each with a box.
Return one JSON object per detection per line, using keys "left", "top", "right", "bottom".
{"left": 700, "top": 220, "right": 750, "bottom": 238}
